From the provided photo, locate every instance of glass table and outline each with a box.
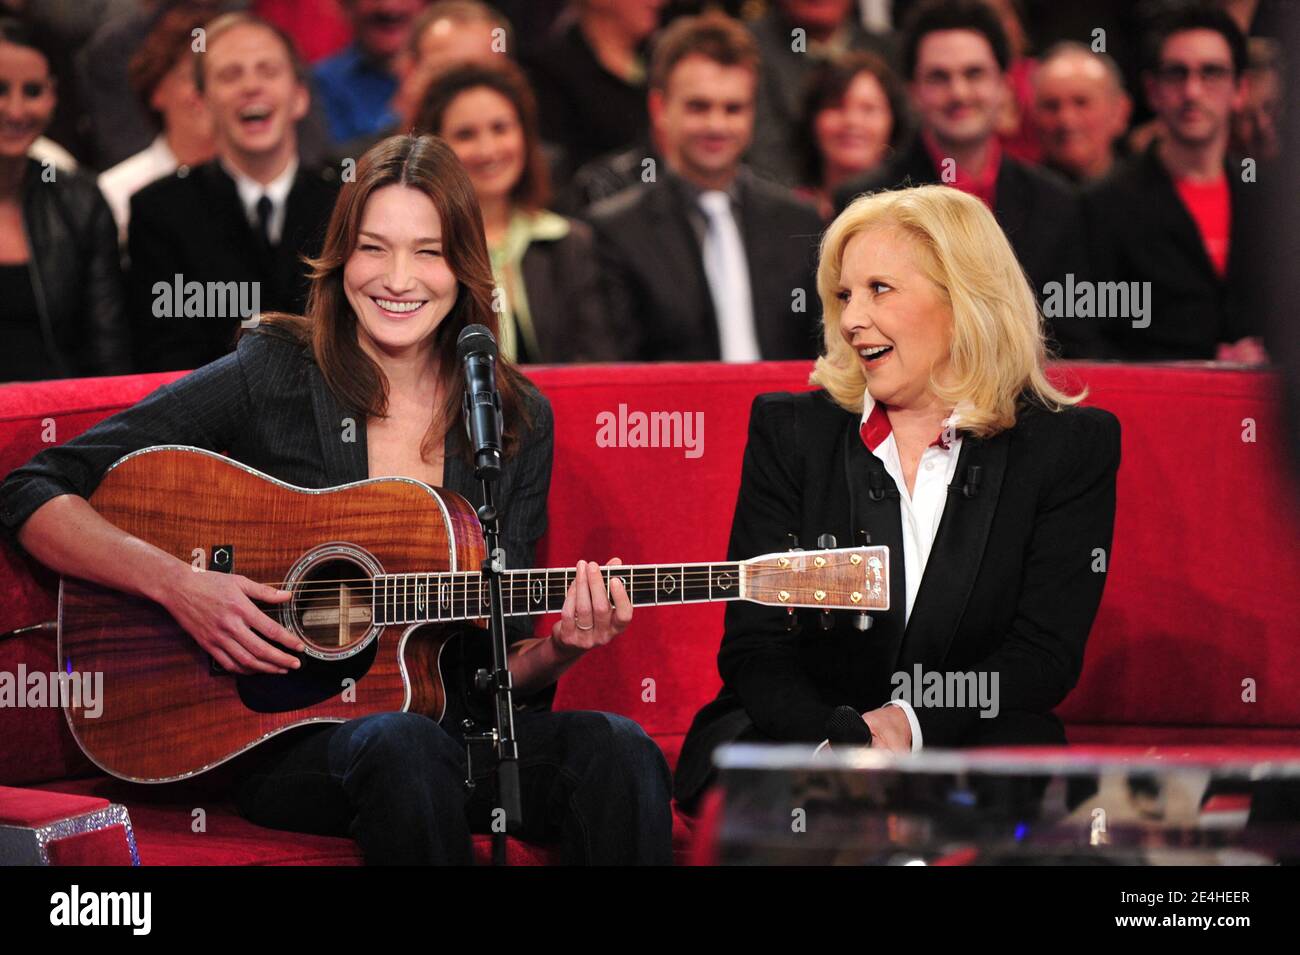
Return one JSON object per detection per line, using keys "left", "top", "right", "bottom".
{"left": 709, "top": 744, "right": 1300, "bottom": 865}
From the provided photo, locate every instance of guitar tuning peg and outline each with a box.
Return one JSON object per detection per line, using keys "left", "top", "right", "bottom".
{"left": 819, "top": 610, "right": 834, "bottom": 631}
{"left": 854, "top": 530, "right": 872, "bottom": 630}
{"left": 817, "top": 533, "right": 837, "bottom": 550}
{"left": 785, "top": 532, "right": 802, "bottom": 552}
{"left": 786, "top": 607, "right": 798, "bottom": 631}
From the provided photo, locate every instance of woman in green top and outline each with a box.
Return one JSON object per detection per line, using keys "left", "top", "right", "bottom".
{"left": 418, "top": 60, "right": 620, "bottom": 364}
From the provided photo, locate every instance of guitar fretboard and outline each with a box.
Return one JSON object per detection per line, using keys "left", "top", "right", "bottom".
{"left": 372, "top": 563, "right": 742, "bottom": 626}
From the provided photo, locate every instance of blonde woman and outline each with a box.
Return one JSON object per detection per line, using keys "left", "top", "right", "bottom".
{"left": 675, "top": 184, "right": 1121, "bottom": 810}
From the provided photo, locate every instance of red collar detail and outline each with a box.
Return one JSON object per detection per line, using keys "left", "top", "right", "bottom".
{"left": 860, "top": 402, "right": 952, "bottom": 452}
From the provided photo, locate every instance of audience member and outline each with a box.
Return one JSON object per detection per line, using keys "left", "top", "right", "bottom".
{"left": 524, "top": 0, "right": 664, "bottom": 185}
{"left": 1084, "top": 3, "right": 1268, "bottom": 362}
{"left": 1231, "top": 36, "right": 1281, "bottom": 162}
{"left": 835, "top": 0, "right": 1095, "bottom": 358}
{"left": 314, "top": 0, "right": 429, "bottom": 144}
{"left": 331, "top": 1, "right": 510, "bottom": 164}
{"left": 417, "top": 60, "right": 617, "bottom": 362}
{"left": 1032, "top": 42, "right": 1130, "bottom": 183}
{"left": 985, "top": 0, "right": 1041, "bottom": 164}
{"left": 253, "top": 0, "right": 352, "bottom": 63}
{"left": 746, "top": 0, "right": 893, "bottom": 186}
{"left": 590, "top": 12, "right": 823, "bottom": 362}
{"left": 796, "top": 50, "right": 907, "bottom": 220}
{"left": 76, "top": 0, "right": 235, "bottom": 171}
{"left": 99, "top": 6, "right": 217, "bottom": 245}
{"left": 127, "top": 12, "right": 339, "bottom": 371}
{"left": 0, "top": 18, "right": 130, "bottom": 380}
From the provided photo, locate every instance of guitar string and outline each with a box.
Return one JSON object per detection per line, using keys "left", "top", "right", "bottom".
{"left": 270, "top": 580, "right": 876, "bottom": 609}
{"left": 258, "top": 569, "right": 873, "bottom": 598}
{"left": 245, "top": 565, "right": 871, "bottom": 591}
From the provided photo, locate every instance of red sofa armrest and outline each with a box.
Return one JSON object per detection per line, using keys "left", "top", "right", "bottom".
{"left": 0, "top": 784, "right": 139, "bottom": 865}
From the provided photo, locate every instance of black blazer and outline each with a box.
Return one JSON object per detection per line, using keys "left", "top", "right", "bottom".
{"left": 126, "top": 161, "right": 340, "bottom": 372}
{"left": 1082, "top": 143, "right": 1267, "bottom": 360}
{"left": 0, "top": 329, "right": 554, "bottom": 654}
{"left": 518, "top": 216, "right": 621, "bottom": 363}
{"left": 589, "top": 171, "right": 825, "bottom": 362}
{"left": 674, "top": 389, "right": 1121, "bottom": 805}
{"left": 18, "top": 158, "right": 131, "bottom": 377}
{"left": 833, "top": 139, "right": 1097, "bottom": 358}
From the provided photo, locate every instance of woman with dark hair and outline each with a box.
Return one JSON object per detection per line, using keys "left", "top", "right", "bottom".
{"left": 0, "top": 17, "right": 130, "bottom": 381}
{"left": 0, "top": 133, "right": 674, "bottom": 865}
{"left": 797, "top": 51, "right": 908, "bottom": 222}
{"left": 417, "top": 59, "right": 617, "bottom": 363}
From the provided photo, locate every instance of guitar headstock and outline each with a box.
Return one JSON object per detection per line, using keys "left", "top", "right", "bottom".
{"left": 741, "top": 546, "right": 889, "bottom": 611}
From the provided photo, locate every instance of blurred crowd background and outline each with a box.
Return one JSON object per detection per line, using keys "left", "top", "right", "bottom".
{"left": 0, "top": 0, "right": 1291, "bottom": 381}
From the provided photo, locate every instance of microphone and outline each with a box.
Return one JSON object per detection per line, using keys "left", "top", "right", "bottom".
{"left": 867, "top": 467, "right": 887, "bottom": 502}
{"left": 960, "top": 465, "right": 982, "bottom": 498}
{"left": 457, "top": 324, "right": 503, "bottom": 480}
{"left": 825, "top": 705, "right": 874, "bottom": 746}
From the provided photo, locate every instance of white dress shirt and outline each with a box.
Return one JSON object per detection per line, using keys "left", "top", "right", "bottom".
{"left": 222, "top": 156, "right": 298, "bottom": 246}
{"left": 815, "top": 393, "right": 964, "bottom": 754}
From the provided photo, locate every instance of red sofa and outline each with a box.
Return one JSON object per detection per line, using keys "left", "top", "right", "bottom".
{"left": 2, "top": 361, "right": 1298, "bottom": 864}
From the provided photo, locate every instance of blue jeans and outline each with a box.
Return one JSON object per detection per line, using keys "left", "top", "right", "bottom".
{"left": 231, "top": 709, "right": 674, "bottom": 865}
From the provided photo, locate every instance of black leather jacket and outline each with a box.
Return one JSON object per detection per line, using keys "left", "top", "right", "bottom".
{"left": 19, "top": 158, "right": 131, "bottom": 376}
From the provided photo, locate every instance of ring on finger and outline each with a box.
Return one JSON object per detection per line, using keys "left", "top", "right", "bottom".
{"left": 575, "top": 620, "right": 595, "bottom": 631}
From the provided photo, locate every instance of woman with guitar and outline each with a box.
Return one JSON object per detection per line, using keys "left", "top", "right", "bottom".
{"left": 674, "top": 185, "right": 1123, "bottom": 810}
{"left": 1, "top": 134, "right": 674, "bottom": 865}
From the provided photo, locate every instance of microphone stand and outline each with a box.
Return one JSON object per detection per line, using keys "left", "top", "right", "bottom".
{"left": 470, "top": 479, "right": 522, "bottom": 867}
{"left": 458, "top": 325, "right": 521, "bottom": 866}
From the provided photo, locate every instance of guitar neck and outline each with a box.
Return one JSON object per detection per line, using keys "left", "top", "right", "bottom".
{"left": 373, "top": 562, "right": 743, "bottom": 626}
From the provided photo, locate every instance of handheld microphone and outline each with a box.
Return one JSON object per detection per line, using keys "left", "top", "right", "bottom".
{"left": 457, "top": 324, "right": 503, "bottom": 480}
{"left": 825, "top": 705, "right": 874, "bottom": 746}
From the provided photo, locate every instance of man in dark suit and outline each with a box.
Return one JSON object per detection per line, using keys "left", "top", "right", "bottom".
{"left": 589, "top": 11, "right": 824, "bottom": 363}
{"left": 1083, "top": 5, "right": 1269, "bottom": 362}
{"left": 128, "top": 12, "right": 339, "bottom": 372}
{"left": 833, "top": 0, "right": 1097, "bottom": 358}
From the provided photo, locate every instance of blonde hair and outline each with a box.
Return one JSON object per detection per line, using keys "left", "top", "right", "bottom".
{"left": 810, "top": 184, "right": 1083, "bottom": 437}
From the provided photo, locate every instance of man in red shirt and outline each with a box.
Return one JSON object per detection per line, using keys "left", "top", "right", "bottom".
{"left": 1084, "top": 4, "right": 1268, "bottom": 362}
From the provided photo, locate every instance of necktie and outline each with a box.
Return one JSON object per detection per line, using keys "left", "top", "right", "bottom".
{"left": 255, "top": 194, "right": 274, "bottom": 249}
{"left": 698, "top": 190, "right": 761, "bottom": 362}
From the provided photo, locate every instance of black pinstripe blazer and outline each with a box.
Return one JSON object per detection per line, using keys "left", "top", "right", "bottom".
{"left": 0, "top": 329, "right": 555, "bottom": 647}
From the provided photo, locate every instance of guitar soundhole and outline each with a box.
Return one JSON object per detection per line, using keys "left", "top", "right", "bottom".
{"left": 291, "top": 556, "right": 375, "bottom": 656}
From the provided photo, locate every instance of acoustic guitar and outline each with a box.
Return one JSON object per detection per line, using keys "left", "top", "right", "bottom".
{"left": 58, "top": 446, "right": 890, "bottom": 783}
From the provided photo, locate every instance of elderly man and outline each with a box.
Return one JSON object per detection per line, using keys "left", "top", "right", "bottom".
{"left": 1032, "top": 41, "right": 1131, "bottom": 183}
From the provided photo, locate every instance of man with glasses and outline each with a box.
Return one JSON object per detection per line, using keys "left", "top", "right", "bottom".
{"left": 1083, "top": 4, "right": 1268, "bottom": 362}
{"left": 833, "top": 0, "right": 1096, "bottom": 358}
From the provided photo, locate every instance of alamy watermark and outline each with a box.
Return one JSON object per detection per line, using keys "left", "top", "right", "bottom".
{"left": 152, "top": 274, "right": 261, "bottom": 327}
{"left": 595, "top": 404, "right": 704, "bottom": 459}
{"left": 890, "top": 665, "right": 999, "bottom": 718}
{"left": 0, "top": 664, "right": 103, "bottom": 718}
{"left": 50, "top": 885, "right": 150, "bottom": 935}
{"left": 1042, "top": 274, "right": 1151, "bottom": 329}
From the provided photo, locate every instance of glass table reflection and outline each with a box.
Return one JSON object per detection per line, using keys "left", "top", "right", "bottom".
{"left": 710, "top": 744, "right": 1300, "bottom": 865}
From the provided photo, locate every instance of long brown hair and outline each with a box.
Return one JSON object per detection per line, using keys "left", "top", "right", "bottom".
{"left": 255, "top": 133, "right": 533, "bottom": 461}
{"left": 415, "top": 59, "right": 550, "bottom": 212}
